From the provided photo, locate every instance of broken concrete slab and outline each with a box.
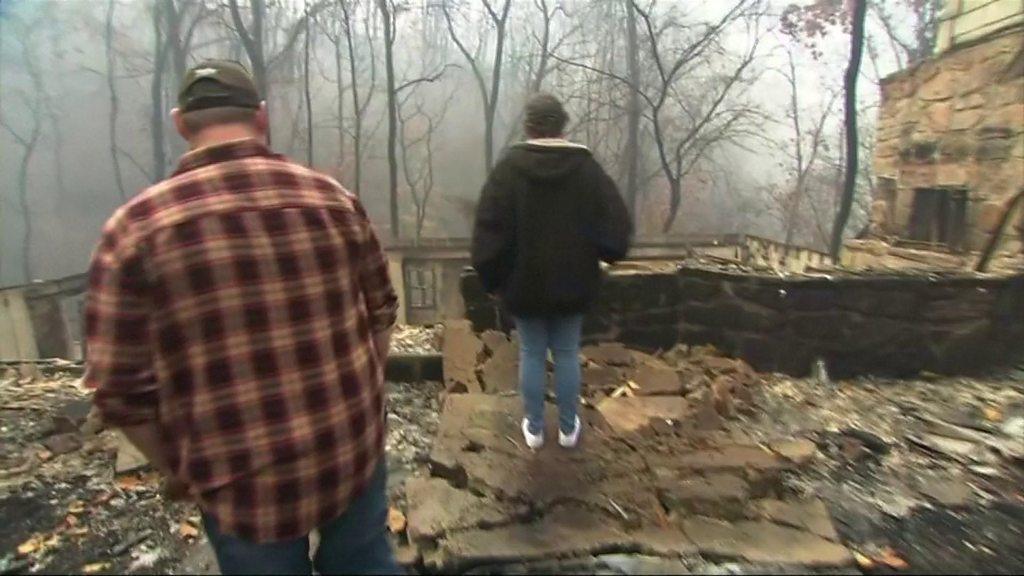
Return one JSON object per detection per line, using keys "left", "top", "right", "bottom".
{"left": 711, "top": 377, "right": 738, "bottom": 419}
{"left": 681, "top": 517, "right": 853, "bottom": 567}
{"left": 405, "top": 477, "right": 519, "bottom": 546}
{"left": 628, "top": 527, "right": 698, "bottom": 558}
{"left": 751, "top": 499, "right": 840, "bottom": 541}
{"left": 480, "top": 330, "right": 510, "bottom": 355}
{"left": 393, "top": 543, "right": 422, "bottom": 570}
{"left": 58, "top": 398, "right": 93, "bottom": 429}
{"left": 112, "top": 431, "right": 149, "bottom": 474}
{"left": 596, "top": 397, "right": 690, "bottom": 434}
{"left": 674, "top": 445, "right": 791, "bottom": 473}
{"left": 631, "top": 362, "right": 683, "bottom": 396}
{"left": 918, "top": 477, "right": 973, "bottom": 507}
{"left": 659, "top": 344, "right": 691, "bottom": 368}
{"left": 692, "top": 390, "right": 724, "bottom": 431}
{"left": 908, "top": 433, "right": 981, "bottom": 463}
{"left": 429, "top": 394, "right": 647, "bottom": 508}
{"left": 429, "top": 507, "right": 627, "bottom": 571}
{"left": 43, "top": 432, "right": 82, "bottom": 456}
{"left": 653, "top": 472, "right": 750, "bottom": 518}
{"left": 770, "top": 438, "right": 818, "bottom": 465}
{"left": 582, "top": 365, "right": 622, "bottom": 393}
{"left": 442, "top": 320, "right": 484, "bottom": 394}
{"left": 480, "top": 339, "right": 519, "bottom": 394}
{"left": 582, "top": 343, "right": 636, "bottom": 367}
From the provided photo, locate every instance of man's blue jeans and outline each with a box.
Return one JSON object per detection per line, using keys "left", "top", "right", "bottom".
{"left": 202, "top": 461, "right": 400, "bottom": 575}
{"left": 513, "top": 315, "right": 584, "bottom": 435}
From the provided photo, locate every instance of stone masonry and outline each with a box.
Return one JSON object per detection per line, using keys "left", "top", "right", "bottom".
{"left": 463, "top": 267, "right": 1024, "bottom": 378}
{"left": 402, "top": 333, "right": 855, "bottom": 572}
{"left": 872, "top": 27, "right": 1024, "bottom": 252}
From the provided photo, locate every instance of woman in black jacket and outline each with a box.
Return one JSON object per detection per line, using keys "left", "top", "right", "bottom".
{"left": 471, "top": 93, "right": 632, "bottom": 449}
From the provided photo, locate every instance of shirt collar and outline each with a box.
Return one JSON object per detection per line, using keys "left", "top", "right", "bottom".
{"left": 173, "top": 138, "right": 280, "bottom": 176}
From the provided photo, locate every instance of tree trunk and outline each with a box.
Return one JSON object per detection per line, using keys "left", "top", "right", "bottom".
{"left": 662, "top": 178, "right": 681, "bottom": 233}
{"left": 333, "top": 35, "right": 345, "bottom": 172}
{"left": 228, "top": 0, "right": 270, "bottom": 142}
{"left": 623, "top": 0, "right": 641, "bottom": 220}
{"left": 342, "top": 0, "right": 363, "bottom": 196}
{"left": 16, "top": 124, "right": 40, "bottom": 282}
{"left": 303, "top": 0, "right": 314, "bottom": 166}
{"left": 379, "top": 0, "right": 400, "bottom": 237}
{"left": 530, "top": 0, "right": 551, "bottom": 94}
{"left": 151, "top": 2, "right": 169, "bottom": 181}
{"left": 483, "top": 1, "right": 511, "bottom": 172}
{"left": 829, "top": 0, "right": 867, "bottom": 260}
{"left": 105, "top": 0, "right": 128, "bottom": 202}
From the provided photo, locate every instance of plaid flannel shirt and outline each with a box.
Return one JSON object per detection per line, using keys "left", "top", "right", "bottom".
{"left": 84, "top": 139, "right": 398, "bottom": 542}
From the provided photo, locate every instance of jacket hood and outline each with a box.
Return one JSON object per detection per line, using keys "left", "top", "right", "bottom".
{"left": 505, "top": 139, "right": 592, "bottom": 182}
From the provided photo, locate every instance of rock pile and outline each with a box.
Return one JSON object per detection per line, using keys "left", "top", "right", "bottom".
{"left": 405, "top": 326, "right": 851, "bottom": 572}
{"left": 441, "top": 321, "right": 764, "bottom": 435}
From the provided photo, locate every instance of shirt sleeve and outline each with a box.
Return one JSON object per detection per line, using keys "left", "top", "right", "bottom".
{"left": 352, "top": 200, "right": 398, "bottom": 333}
{"left": 84, "top": 214, "right": 158, "bottom": 426}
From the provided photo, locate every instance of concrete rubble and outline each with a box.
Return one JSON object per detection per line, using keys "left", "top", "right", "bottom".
{"left": 3, "top": 321, "right": 1024, "bottom": 574}
{"left": 0, "top": 367, "right": 443, "bottom": 575}
{"left": 391, "top": 325, "right": 443, "bottom": 355}
{"left": 384, "top": 326, "right": 1024, "bottom": 574}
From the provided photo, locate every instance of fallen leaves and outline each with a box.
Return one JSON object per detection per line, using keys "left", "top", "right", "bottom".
{"left": 387, "top": 507, "right": 407, "bottom": 534}
{"left": 877, "top": 547, "right": 909, "bottom": 570}
{"left": 983, "top": 406, "right": 1003, "bottom": 422}
{"left": 854, "top": 546, "right": 909, "bottom": 571}
{"left": 116, "top": 471, "right": 160, "bottom": 491}
{"left": 82, "top": 561, "right": 110, "bottom": 574}
{"left": 178, "top": 521, "right": 200, "bottom": 540}
{"left": 16, "top": 533, "right": 60, "bottom": 556}
{"left": 854, "top": 551, "right": 875, "bottom": 570}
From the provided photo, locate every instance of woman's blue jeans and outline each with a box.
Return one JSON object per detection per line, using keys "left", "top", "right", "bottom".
{"left": 513, "top": 315, "right": 584, "bottom": 435}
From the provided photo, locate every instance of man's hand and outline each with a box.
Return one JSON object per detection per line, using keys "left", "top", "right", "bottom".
{"left": 373, "top": 327, "right": 392, "bottom": 362}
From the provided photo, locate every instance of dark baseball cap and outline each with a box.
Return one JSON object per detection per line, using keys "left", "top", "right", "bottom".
{"left": 178, "top": 60, "right": 261, "bottom": 113}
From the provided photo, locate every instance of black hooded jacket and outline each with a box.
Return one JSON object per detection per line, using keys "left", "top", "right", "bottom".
{"left": 471, "top": 141, "right": 632, "bottom": 317}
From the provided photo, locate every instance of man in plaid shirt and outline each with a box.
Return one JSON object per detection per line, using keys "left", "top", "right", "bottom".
{"left": 85, "top": 60, "right": 400, "bottom": 575}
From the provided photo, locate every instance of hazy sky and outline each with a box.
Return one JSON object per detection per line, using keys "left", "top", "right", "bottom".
{"left": 0, "top": 0, "right": 914, "bottom": 286}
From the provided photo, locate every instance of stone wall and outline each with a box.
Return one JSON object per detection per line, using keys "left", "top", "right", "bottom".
{"left": 872, "top": 27, "right": 1024, "bottom": 253}
{"left": 0, "top": 274, "right": 87, "bottom": 361}
{"left": 462, "top": 267, "right": 1024, "bottom": 378}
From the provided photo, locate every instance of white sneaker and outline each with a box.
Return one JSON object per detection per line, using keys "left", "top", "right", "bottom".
{"left": 522, "top": 418, "right": 544, "bottom": 450}
{"left": 559, "top": 416, "right": 582, "bottom": 448}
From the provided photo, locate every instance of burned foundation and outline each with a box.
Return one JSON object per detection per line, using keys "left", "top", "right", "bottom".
{"left": 463, "top": 265, "right": 1024, "bottom": 378}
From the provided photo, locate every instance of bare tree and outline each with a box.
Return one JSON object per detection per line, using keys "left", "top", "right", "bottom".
{"left": 399, "top": 91, "right": 455, "bottom": 240}
{"left": 441, "top": 0, "right": 512, "bottom": 173}
{"left": 337, "top": 0, "right": 378, "bottom": 196}
{"left": 0, "top": 19, "right": 45, "bottom": 282}
{"left": 227, "top": 0, "right": 327, "bottom": 143}
{"left": 869, "top": 0, "right": 942, "bottom": 68}
{"left": 105, "top": 0, "right": 129, "bottom": 201}
{"left": 150, "top": 1, "right": 172, "bottom": 181}
{"left": 622, "top": 0, "right": 642, "bottom": 218}
{"left": 379, "top": 0, "right": 399, "bottom": 235}
{"left": 318, "top": 3, "right": 350, "bottom": 174}
{"left": 152, "top": 0, "right": 211, "bottom": 173}
{"left": 830, "top": 0, "right": 867, "bottom": 259}
{"left": 304, "top": 0, "right": 315, "bottom": 166}
{"left": 554, "top": 1, "right": 767, "bottom": 232}
{"left": 776, "top": 48, "right": 839, "bottom": 247}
